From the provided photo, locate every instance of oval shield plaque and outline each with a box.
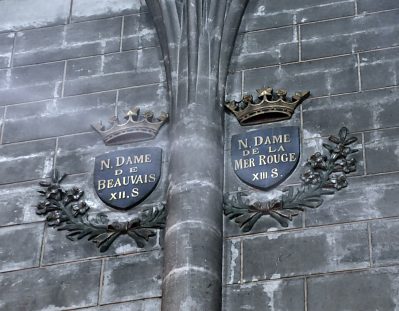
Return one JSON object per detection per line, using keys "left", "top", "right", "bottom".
{"left": 94, "top": 147, "right": 162, "bottom": 210}
{"left": 231, "top": 126, "right": 300, "bottom": 190}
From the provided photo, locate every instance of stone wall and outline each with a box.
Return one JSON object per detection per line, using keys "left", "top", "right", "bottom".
{"left": 223, "top": 1, "right": 399, "bottom": 310}
{"left": 0, "top": 0, "right": 398, "bottom": 310}
{"left": 0, "top": 1, "right": 164, "bottom": 310}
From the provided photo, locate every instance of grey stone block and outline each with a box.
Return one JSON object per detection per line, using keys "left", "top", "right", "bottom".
{"left": 307, "top": 267, "right": 399, "bottom": 311}
{"left": 0, "top": 181, "right": 43, "bottom": 226}
{"left": 357, "top": 0, "right": 399, "bottom": 13}
{"left": 364, "top": 128, "right": 399, "bottom": 174}
{"left": 79, "top": 299, "right": 161, "bottom": 311}
{"left": 0, "top": 0, "right": 70, "bottom": 32}
{"left": 240, "top": 0, "right": 355, "bottom": 32}
{"left": 0, "top": 139, "right": 55, "bottom": 185}
{"left": 3, "top": 91, "right": 117, "bottom": 144}
{"left": 223, "top": 239, "right": 241, "bottom": 285}
{"left": 225, "top": 72, "right": 242, "bottom": 102}
{"left": 0, "top": 223, "right": 43, "bottom": 272}
{"left": 0, "top": 106, "right": 4, "bottom": 138}
{"left": 360, "top": 47, "right": 399, "bottom": 91}
{"left": 56, "top": 130, "right": 169, "bottom": 176}
{"left": 0, "top": 32, "right": 14, "bottom": 69}
{"left": 0, "top": 62, "right": 64, "bottom": 106}
{"left": 244, "top": 55, "right": 358, "bottom": 98}
{"left": 43, "top": 224, "right": 158, "bottom": 265}
{"left": 371, "top": 219, "right": 399, "bottom": 267}
{"left": 303, "top": 87, "right": 399, "bottom": 139}
{"left": 101, "top": 250, "right": 162, "bottom": 304}
{"left": 13, "top": 17, "right": 122, "bottom": 66}
{"left": 64, "top": 48, "right": 164, "bottom": 96}
{"left": 223, "top": 278, "right": 304, "bottom": 311}
{"left": 122, "top": 13, "right": 158, "bottom": 50}
{"left": 301, "top": 10, "right": 399, "bottom": 60}
{"left": 230, "top": 26, "right": 298, "bottom": 71}
{"left": 72, "top": 0, "right": 146, "bottom": 22}
{"left": 0, "top": 261, "right": 101, "bottom": 311}
{"left": 242, "top": 223, "right": 369, "bottom": 281}
{"left": 305, "top": 173, "right": 399, "bottom": 226}
{"left": 117, "top": 83, "right": 168, "bottom": 111}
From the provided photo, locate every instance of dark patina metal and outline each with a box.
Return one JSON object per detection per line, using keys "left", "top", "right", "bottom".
{"left": 231, "top": 126, "right": 300, "bottom": 190}
{"left": 224, "top": 127, "right": 358, "bottom": 231}
{"left": 36, "top": 170, "right": 166, "bottom": 252}
{"left": 225, "top": 87, "right": 310, "bottom": 125}
{"left": 94, "top": 147, "right": 162, "bottom": 210}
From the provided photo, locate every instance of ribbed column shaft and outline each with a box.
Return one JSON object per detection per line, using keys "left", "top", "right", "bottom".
{"left": 144, "top": 1, "right": 249, "bottom": 310}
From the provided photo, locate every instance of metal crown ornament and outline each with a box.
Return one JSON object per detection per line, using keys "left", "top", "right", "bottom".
{"left": 225, "top": 87, "right": 310, "bottom": 125}
{"left": 92, "top": 107, "right": 168, "bottom": 145}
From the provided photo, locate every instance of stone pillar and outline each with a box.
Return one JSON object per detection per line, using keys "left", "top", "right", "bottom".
{"left": 145, "top": 1, "right": 248, "bottom": 310}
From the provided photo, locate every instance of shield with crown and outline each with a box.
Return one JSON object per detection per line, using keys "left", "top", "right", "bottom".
{"left": 93, "top": 147, "right": 162, "bottom": 210}
{"left": 231, "top": 126, "right": 300, "bottom": 190}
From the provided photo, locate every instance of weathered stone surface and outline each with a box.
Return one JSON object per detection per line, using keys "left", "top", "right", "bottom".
{"left": 101, "top": 250, "right": 162, "bottom": 304}
{"left": 43, "top": 226, "right": 159, "bottom": 265}
{"left": 0, "top": 181, "right": 43, "bottom": 226}
{"left": 0, "top": 223, "right": 43, "bottom": 272}
{"left": 79, "top": 299, "right": 161, "bottom": 311}
{"left": 240, "top": 0, "right": 355, "bottom": 32}
{"left": 231, "top": 26, "right": 298, "bottom": 71}
{"left": 364, "top": 128, "right": 399, "bottom": 174}
{"left": 71, "top": 0, "right": 146, "bottom": 22}
{"left": 225, "top": 72, "right": 242, "bottom": 103}
{"left": 244, "top": 55, "right": 358, "bottom": 97}
{"left": 301, "top": 10, "right": 399, "bottom": 60}
{"left": 3, "top": 91, "right": 117, "bottom": 143}
{"left": 117, "top": 83, "right": 168, "bottom": 112}
{"left": 307, "top": 267, "right": 399, "bottom": 311}
{"left": 242, "top": 223, "right": 369, "bottom": 281}
{"left": 371, "top": 219, "right": 399, "bottom": 267}
{"left": 360, "top": 47, "right": 399, "bottom": 90}
{"left": 0, "top": 261, "right": 101, "bottom": 311}
{"left": 162, "top": 269, "right": 221, "bottom": 311}
{"left": 64, "top": 48, "right": 163, "bottom": 96}
{"left": 13, "top": 18, "right": 122, "bottom": 66}
{"left": 0, "top": 107, "right": 4, "bottom": 138}
{"left": 303, "top": 87, "right": 399, "bottom": 139}
{"left": 223, "top": 278, "right": 304, "bottom": 311}
{"left": 0, "top": 62, "right": 64, "bottom": 106}
{"left": 223, "top": 239, "right": 241, "bottom": 285}
{"left": 122, "top": 13, "right": 158, "bottom": 50}
{"left": 0, "top": 0, "right": 70, "bottom": 32}
{"left": 306, "top": 173, "right": 399, "bottom": 226}
{"left": 0, "top": 33, "right": 14, "bottom": 69}
{"left": 357, "top": 0, "right": 399, "bottom": 13}
{"left": 0, "top": 139, "right": 55, "bottom": 185}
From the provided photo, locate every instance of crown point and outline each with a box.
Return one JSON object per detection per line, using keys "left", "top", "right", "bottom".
{"left": 158, "top": 112, "right": 169, "bottom": 121}
{"left": 257, "top": 87, "right": 273, "bottom": 97}
{"left": 144, "top": 111, "right": 154, "bottom": 121}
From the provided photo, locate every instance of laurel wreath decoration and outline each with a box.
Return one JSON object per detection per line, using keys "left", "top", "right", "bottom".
{"left": 36, "top": 170, "right": 166, "bottom": 252}
{"left": 224, "top": 127, "right": 358, "bottom": 232}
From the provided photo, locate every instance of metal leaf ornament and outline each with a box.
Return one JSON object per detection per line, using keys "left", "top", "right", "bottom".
{"left": 224, "top": 127, "right": 358, "bottom": 232}
{"left": 36, "top": 170, "right": 166, "bottom": 252}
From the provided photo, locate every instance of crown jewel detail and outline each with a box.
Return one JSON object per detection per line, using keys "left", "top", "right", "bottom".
{"left": 225, "top": 87, "right": 310, "bottom": 125}
{"left": 92, "top": 107, "right": 168, "bottom": 145}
